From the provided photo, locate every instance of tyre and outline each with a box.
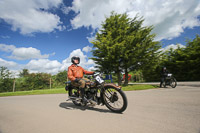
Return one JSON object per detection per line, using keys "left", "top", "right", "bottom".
{"left": 103, "top": 86, "right": 128, "bottom": 113}
{"left": 68, "top": 87, "right": 82, "bottom": 106}
{"left": 170, "top": 78, "right": 177, "bottom": 88}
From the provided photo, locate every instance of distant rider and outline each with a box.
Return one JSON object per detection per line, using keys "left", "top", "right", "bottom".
{"left": 160, "top": 67, "right": 169, "bottom": 87}
{"left": 68, "top": 56, "right": 95, "bottom": 104}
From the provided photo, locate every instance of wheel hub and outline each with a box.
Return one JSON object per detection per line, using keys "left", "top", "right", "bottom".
{"left": 110, "top": 92, "right": 118, "bottom": 103}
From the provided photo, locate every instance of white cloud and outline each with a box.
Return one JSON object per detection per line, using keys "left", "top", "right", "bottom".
{"left": 82, "top": 45, "right": 92, "bottom": 53}
{"left": 158, "top": 43, "right": 186, "bottom": 53}
{"left": 24, "top": 48, "right": 96, "bottom": 74}
{"left": 0, "top": 0, "right": 64, "bottom": 35}
{"left": 68, "top": 0, "right": 130, "bottom": 29}
{"left": 0, "top": 58, "right": 18, "bottom": 69}
{"left": 26, "top": 59, "right": 62, "bottom": 74}
{"left": 86, "top": 35, "right": 96, "bottom": 43}
{"left": 0, "top": 44, "right": 16, "bottom": 52}
{"left": 67, "top": 0, "right": 200, "bottom": 41}
{"left": 88, "top": 66, "right": 97, "bottom": 71}
{"left": 0, "top": 44, "right": 52, "bottom": 60}
{"left": 0, "top": 45, "right": 96, "bottom": 75}
{"left": 9, "top": 47, "right": 49, "bottom": 60}
{"left": 61, "top": 48, "right": 95, "bottom": 71}
{"left": 25, "top": 48, "right": 96, "bottom": 74}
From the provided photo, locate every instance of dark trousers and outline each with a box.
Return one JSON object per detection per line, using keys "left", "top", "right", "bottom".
{"left": 160, "top": 77, "right": 166, "bottom": 87}
{"left": 71, "top": 78, "right": 89, "bottom": 98}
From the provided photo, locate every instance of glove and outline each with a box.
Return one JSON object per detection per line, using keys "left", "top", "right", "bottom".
{"left": 74, "top": 78, "right": 80, "bottom": 83}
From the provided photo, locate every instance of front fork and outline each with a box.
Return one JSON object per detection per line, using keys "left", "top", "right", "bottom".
{"left": 100, "top": 84, "right": 121, "bottom": 105}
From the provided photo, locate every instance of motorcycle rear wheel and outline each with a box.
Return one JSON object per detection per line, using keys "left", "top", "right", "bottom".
{"left": 103, "top": 86, "right": 127, "bottom": 113}
{"left": 68, "top": 88, "right": 82, "bottom": 106}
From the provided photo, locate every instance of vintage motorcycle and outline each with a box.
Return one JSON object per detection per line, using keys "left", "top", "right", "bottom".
{"left": 65, "top": 73, "right": 128, "bottom": 113}
{"left": 161, "top": 73, "right": 177, "bottom": 88}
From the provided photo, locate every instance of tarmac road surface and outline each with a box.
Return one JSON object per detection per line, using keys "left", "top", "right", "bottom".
{"left": 0, "top": 85, "right": 200, "bottom": 133}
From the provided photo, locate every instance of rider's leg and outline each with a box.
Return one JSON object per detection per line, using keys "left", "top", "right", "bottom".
{"left": 79, "top": 79, "right": 87, "bottom": 103}
{"left": 160, "top": 77, "right": 164, "bottom": 87}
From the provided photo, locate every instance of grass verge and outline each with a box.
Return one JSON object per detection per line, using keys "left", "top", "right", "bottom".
{"left": 0, "top": 85, "right": 159, "bottom": 97}
{"left": 122, "top": 84, "right": 159, "bottom": 91}
{"left": 0, "top": 88, "right": 66, "bottom": 97}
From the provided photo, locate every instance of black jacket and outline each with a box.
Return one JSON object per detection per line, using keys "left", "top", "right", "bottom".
{"left": 160, "top": 69, "right": 169, "bottom": 78}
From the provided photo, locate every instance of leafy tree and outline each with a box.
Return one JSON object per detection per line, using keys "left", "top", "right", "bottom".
{"left": 161, "top": 34, "right": 200, "bottom": 81}
{"left": 91, "top": 12, "right": 161, "bottom": 85}
{"left": 0, "top": 66, "right": 13, "bottom": 92}
{"left": 55, "top": 70, "right": 68, "bottom": 83}
{"left": 19, "top": 69, "right": 29, "bottom": 77}
{"left": 27, "top": 73, "right": 51, "bottom": 90}
{"left": 0, "top": 66, "right": 11, "bottom": 79}
{"left": 16, "top": 72, "right": 52, "bottom": 91}
{"left": 52, "top": 70, "right": 68, "bottom": 87}
{"left": 184, "top": 35, "right": 200, "bottom": 80}
{"left": 91, "top": 12, "right": 128, "bottom": 85}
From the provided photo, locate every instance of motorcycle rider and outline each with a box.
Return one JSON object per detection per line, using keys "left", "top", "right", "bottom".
{"left": 68, "top": 56, "right": 95, "bottom": 104}
{"left": 160, "top": 67, "right": 169, "bottom": 87}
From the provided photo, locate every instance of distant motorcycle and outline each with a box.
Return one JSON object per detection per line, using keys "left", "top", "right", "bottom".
{"left": 161, "top": 73, "right": 177, "bottom": 88}
{"left": 65, "top": 73, "right": 128, "bottom": 113}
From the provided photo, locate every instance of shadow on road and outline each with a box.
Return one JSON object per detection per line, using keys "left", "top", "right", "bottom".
{"left": 59, "top": 102, "right": 117, "bottom": 114}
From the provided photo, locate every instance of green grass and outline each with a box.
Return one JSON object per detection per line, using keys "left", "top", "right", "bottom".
{"left": 122, "top": 84, "right": 159, "bottom": 91}
{"left": 0, "top": 85, "right": 158, "bottom": 97}
{"left": 0, "top": 88, "right": 66, "bottom": 97}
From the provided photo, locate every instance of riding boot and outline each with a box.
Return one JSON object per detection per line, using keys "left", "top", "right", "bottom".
{"left": 160, "top": 82, "right": 162, "bottom": 88}
{"left": 80, "top": 87, "right": 87, "bottom": 104}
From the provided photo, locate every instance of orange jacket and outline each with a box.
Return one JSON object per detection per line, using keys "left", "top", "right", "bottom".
{"left": 68, "top": 64, "right": 94, "bottom": 81}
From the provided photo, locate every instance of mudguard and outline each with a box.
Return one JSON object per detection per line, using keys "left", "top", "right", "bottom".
{"left": 65, "top": 81, "right": 72, "bottom": 91}
{"left": 103, "top": 83, "right": 121, "bottom": 90}
{"left": 65, "top": 85, "right": 71, "bottom": 91}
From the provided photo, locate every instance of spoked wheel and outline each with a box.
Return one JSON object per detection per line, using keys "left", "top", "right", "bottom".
{"left": 68, "top": 88, "right": 82, "bottom": 106}
{"left": 103, "top": 86, "right": 127, "bottom": 113}
{"left": 170, "top": 78, "right": 177, "bottom": 88}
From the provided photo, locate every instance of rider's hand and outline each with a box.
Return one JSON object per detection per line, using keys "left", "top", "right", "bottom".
{"left": 74, "top": 78, "right": 80, "bottom": 83}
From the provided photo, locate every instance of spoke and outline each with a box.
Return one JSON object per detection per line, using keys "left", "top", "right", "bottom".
{"left": 107, "top": 101, "right": 111, "bottom": 104}
{"left": 104, "top": 90, "right": 124, "bottom": 109}
{"left": 104, "top": 93, "right": 111, "bottom": 99}
{"left": 105, "top": 90, "right": 113, "bottom": 97}
{"left": 107, "top": 89, "right": 114, "bottom": 95}
{"left": 113, "top": 102, "right": 116, "bottom": 107}
{"left": 115, "top": 102, "right": 119, "bottom": 107}
{"left": 105, "top": 90, "right": 112, "bottom": 96}
{"left": 117, "top": 101, "right": 122, "bottom": 106}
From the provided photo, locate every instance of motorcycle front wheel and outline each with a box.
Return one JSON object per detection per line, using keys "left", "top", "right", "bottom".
{"left": 103, "top": 86, "right": 128, "bottom": 113}
{"left": 170, "top": 78, "right": 177, "bottom": 88}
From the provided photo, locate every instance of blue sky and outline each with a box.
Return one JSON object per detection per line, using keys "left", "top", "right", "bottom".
{"left": 0, "top": 0, "right": 200, "bottom": 76}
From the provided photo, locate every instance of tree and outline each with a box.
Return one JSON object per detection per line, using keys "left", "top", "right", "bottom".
{"left": 0, "top": 66, "right": 11, "bottom": 79}
{"left": 162, "top": 34, "right": 200, "bottom": 81}
{"left": 91, "top": 12, "right": 161, "bottom": 85}
{"left": 91, "top": 12, "right": 129, "bottom": 85}
{"left": 19, "top": 69, "right": 29, "bottom": 77}
{"left": 53, "top": 70, "right": 68, "bottom": 87}
{"left": 184, "top": 34, "right": 200, "bottom": 80}
{"left": 0, "top": 66, "right": 13, "bottom": 92}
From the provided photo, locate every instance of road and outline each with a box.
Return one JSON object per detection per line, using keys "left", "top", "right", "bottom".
{"left": 129, "top": 81, "right": 200, "bottom": 87}
{"left": 0, "top": 85, "right": 200, "bottom": 133}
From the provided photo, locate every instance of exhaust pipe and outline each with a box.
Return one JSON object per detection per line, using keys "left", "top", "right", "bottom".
{"left": 67, "top": 97, "right": 97, "bottom": 106}
{"left": 88, "top": 99, "right": 97, "bottom": 106}
{"left": 67, "top": 96, "right": 82, "bottom": 101}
